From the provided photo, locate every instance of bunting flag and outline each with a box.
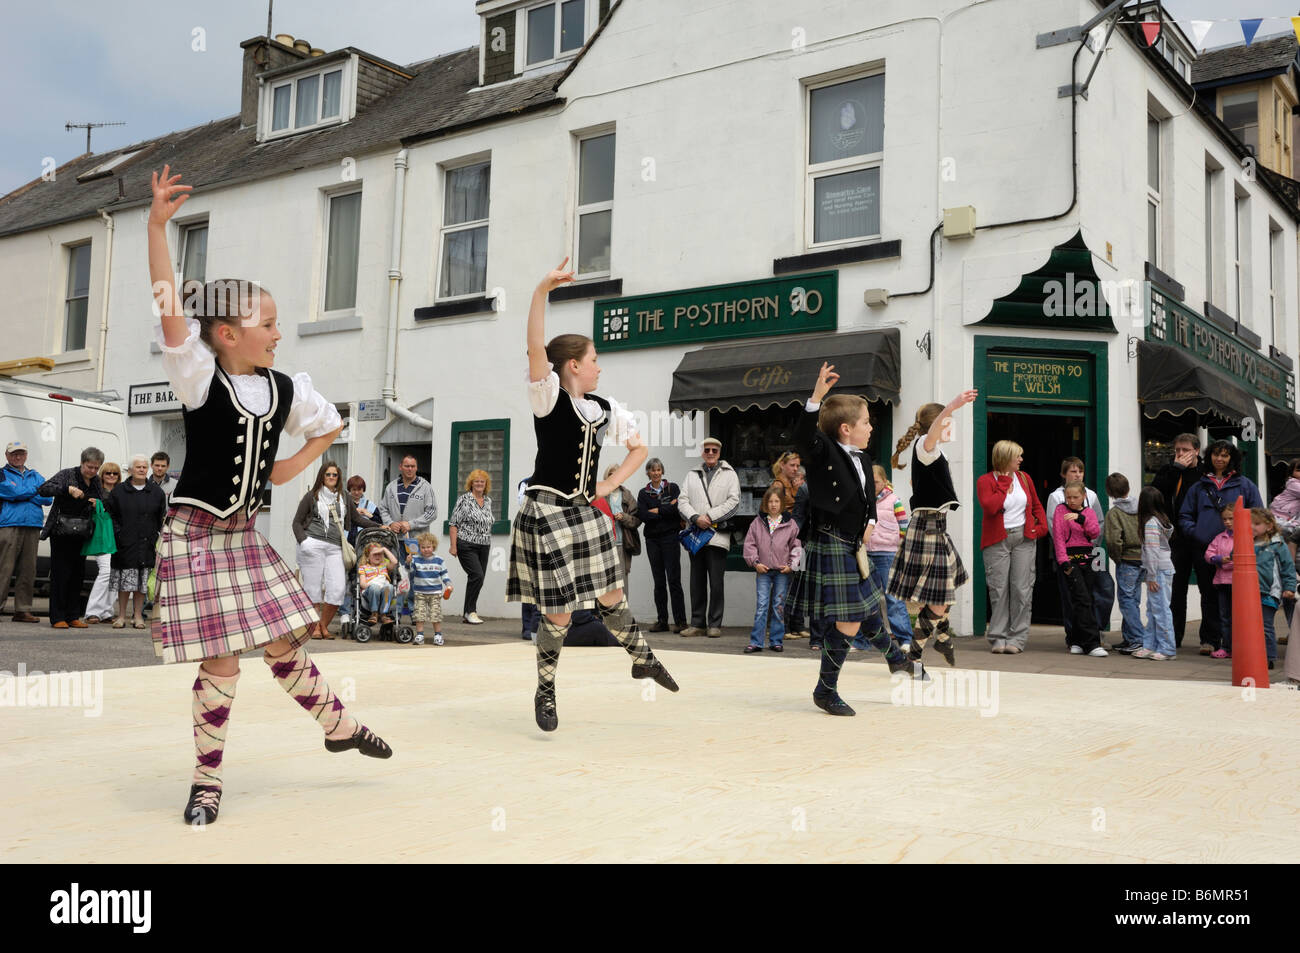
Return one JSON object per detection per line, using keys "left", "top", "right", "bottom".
{"left": 1241, "top": 18, "right": 1263, "bottom": 46}
{"left": 1190, "top": 19, "right": 1214, "bottom": 51}
{"left": 1141, "top": 20, "right": 1162, "bottom": 47}
{"left": 1293, "top": 17, "right": 1300, "bottom": 45}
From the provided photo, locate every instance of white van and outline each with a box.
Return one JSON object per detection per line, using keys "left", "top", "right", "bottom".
{"left": 1, "top": 376, "right": 128, "bottom": 596}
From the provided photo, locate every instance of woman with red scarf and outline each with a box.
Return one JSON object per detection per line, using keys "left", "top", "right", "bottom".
{"left": 977, "top": 440, "right": 1048, "bottom": 654}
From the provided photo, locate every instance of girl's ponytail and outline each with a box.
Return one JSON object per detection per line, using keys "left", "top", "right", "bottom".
{"left": 891, "top": 402, "right": 945, "bottom": 469}
{"left": 892, "top": 421, "right": 924, "bottom": 470}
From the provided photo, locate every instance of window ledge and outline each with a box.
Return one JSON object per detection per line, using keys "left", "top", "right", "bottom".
{"left": 414, "top": 296, "right": 497, "bottom": 321}
{"left": 1145, "top": 261, "right": 1185, "bottom": 302}
{"left": 774, "top": 239, "right": 901, "bottom": 276}
{"left": 1203, "top": 301, "right": 1235, "bottom": 333}
{"left": 299, "top": 314, "right": 364, "bottom": 337}
{"left": 1235, "top": 321, "right": 1262, "bottom": 350}
{"left": 53, "top": 348, "right": 91, "bottom": 366}
{"left": 1270, "top": 345, "right": 1294, "bottom": 370}
{"left": 548, "top": 278, "right": 622, "bottom": 303}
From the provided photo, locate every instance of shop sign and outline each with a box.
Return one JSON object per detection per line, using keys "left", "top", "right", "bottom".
{"left": 127, "top": 382, "right": 182, "bottom": 415}
{"left": 985, "top": 354, "right": 1092, "bottom": 405}
{"left": 1152, "top": 304, "right": 1291, "bottom": 409}
{"left": 594, "top": 272, "right": 837, "bottom": 352}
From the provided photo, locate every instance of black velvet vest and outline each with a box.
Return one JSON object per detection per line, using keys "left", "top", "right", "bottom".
{"left": 909, "top": 440, "right": 960, "bottom": 511}
{"left": 527, "top": 390, "right": 611, "bottom": 501}
{"left": 171, "top": 365, "right": 293, "bottom": 519}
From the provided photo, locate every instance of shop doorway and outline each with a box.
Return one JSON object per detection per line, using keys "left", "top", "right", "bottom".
{"left": 380, "top": 444, "right": 432, "bottom": 498}
{"left": 985, "top": 409, "right": 1087, "bottom": 626}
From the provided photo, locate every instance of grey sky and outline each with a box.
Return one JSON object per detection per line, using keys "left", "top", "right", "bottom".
{"left": 0, "top": 0, "right": 1296, "bottom": 196}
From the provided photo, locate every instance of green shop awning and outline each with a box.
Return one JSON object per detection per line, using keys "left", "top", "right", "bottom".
{"left": 1265, "top": 406, "right": 1300, "bottom": 457}
{"left": 668, "top": 329, "right": 900, "bottom": 414}
{"left": 1138, "top": 340, "right": 1257, "bottom": 426}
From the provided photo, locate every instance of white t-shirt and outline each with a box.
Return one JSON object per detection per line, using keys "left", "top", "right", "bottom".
{"left": 1001, "top": 473, "right": 1027, "bottom": 530}
{"left": 157, "top": 318, "right": 340, "bottom": 438}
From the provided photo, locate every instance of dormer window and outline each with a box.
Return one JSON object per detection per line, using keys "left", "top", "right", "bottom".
{"left": 525, "top": 0, "right": 586, "bottom": 67}
{"left": 258, "top": 56, "right": 357, "bottom": 140}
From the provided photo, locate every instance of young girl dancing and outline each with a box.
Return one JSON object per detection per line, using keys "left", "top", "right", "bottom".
{"left": 790, "top": 364, "right": 916, "bottom": 716}
{"left": 148, "top": 166, "right": 391, "bottom": 825}
{"left": 507, "top": 258, "right": 678, "bottom": 731}
{"left": 888, "top": 390, "right": 978, "bottom": 666}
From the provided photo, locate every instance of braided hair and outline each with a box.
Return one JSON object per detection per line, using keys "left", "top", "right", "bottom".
{"left": 891, "top": 402, "right": 944, "bottom": 469}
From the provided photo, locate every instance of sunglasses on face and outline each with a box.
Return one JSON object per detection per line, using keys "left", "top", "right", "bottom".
{"left": 703, "top": 448, "right": 719, "bottom": 454}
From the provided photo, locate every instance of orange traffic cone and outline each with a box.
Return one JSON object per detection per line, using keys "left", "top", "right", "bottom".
{"left": 1230, "top": 498, "right": 1270, "bottom": 688}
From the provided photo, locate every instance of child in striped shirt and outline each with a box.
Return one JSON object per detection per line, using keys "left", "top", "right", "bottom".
{"left": 408, "top": 532, "right": 454, "bottom": 646}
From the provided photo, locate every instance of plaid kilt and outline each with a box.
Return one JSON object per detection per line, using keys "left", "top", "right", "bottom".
{"left": 787, "top": 530, "right": 886, "bottom": 624}
{"left": 151, "top": 505, "right": 317, "bottom": 664}
{"left": 506, "top": 490, "right": 621, "bottom": 614}
{"left": 887, "top": 509, "right": 968, "bottom": 606}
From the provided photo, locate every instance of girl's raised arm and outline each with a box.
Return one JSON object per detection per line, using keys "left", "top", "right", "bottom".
{"left": 147, "top": 166, "right": 194, "bottom": 348}
{"left": 924, "top": 389, "right": 979, "bottom": 454}
{"left": 528, "top": 258, "right": 574, "bottom": 382}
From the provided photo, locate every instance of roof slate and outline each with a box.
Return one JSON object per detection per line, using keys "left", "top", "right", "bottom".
{"left": 0, "top": 46, "right": 562, "bottom": 238}
{"left": 1191, "top": 34, "right": 1298, "bottom": 86}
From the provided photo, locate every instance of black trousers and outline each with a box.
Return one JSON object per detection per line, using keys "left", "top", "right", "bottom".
{"left": 1063, "top": 561, "right": 1101, "bottom": 653}
{"left": 645, "top": 532, "right": 686, "bottom": 624}
{"left": 689, "top": 546, "right": 727, "bottom": 628}
{"left": 457, "top": 542, "right": 491, "bottom": 615}
{"left": 49, "top": 535, "right": 88, "bottom": 625}
{"left": 1170, "top": 535, "right": 1220, "bottom": 649}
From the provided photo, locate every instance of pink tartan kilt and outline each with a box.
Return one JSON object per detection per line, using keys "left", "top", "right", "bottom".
{"left": 151, "top": 505, "right": 317, "bottom": 664}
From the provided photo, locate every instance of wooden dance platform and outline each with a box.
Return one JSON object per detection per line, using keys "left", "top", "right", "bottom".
{"left": 2, "top": 644, "right": 1296, "bottom": 863}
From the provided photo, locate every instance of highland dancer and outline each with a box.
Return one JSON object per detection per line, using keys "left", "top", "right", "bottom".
{"left": 888, "top": 389, "right": 979, "bottom": 668}
{"left": 147, "top": 166, "right": 391, "bottom": 825}
{"left": 789, "top": 363, "right": 917, "bottom": 716}
{"left": 507, "top": 258, "right": 679, "bottom": 731}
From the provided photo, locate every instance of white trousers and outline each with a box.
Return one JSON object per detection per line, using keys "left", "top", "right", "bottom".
{"left": 85, "top": 553, "right": 116, "bottom": 619}
{"left": 297, "top": 537, "right": 346, "bottom": 605}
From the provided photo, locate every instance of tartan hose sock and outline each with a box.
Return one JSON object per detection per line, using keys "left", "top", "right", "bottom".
{"left": 911, "top": 606, "right": 940, "bottom": 658}
{"left": 934, "top": 612, "right": 952, "bottom": 642}
{"left": 536, "top": 615, "right": 566, "bottom": 700}
{"left": 192, "top": 666, "right": 239, "bottom": 788}
{"left": 263, "top": 644, "right": 358, "bottom": 741}
{"left": 816, "top": 632, "right": 850, "bottom": 696}
{"left": 597, "top": 598, "right": 653, "bottom": 665}
{"left": 857, "top": 623, "right": 906, "bottom": 664}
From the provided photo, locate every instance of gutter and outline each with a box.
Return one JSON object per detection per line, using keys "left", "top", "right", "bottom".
{"left": 95, "top": 209, "right": 115, "bottom": 391}
{"left": 383, "top": 148, "right": 431, "bottom": 429}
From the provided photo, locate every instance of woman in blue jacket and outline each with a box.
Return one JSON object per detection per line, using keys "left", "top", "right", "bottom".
{"left": 1178, "top": 439, "right": 1263, "bottom": 653}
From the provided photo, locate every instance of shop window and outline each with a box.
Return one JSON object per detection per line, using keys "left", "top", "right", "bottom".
{"left": 806, "top": 72, "right": 884, "bottom": 247}
{"left": 447, "top": 419, "right": 511, "bottom": 534}
{"left": 711, "top": 401, "right": 890, "bottom": 565}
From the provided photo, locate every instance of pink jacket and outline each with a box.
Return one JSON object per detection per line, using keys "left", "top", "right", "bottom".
{"left": 1205, "top": 530, "right": 1235, "bottom": 585}
{"left": 867, "top": 488, "right": 907, "bottom": 553}
{"left": 1052, "top": 504, "right": 1099, "bottom": 565}
{"left": 743, "top": 513, "right": 803, "bottom": 570}
{"left": 1271, "top": 477, "right": 1300, "bottom": 524}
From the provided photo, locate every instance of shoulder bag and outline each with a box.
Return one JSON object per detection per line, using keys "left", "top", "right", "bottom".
{"left": 330, "top": 504, "right": 357, "bottom": 571}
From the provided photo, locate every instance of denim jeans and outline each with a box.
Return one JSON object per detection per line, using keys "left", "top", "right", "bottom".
{"left": 1216, "top": 585, "right": 1233, "bottom": 652}
{"left": 361, "top": 580, "right": 393, "bottom": 615}
{"left": 866, "top": 551, "right": 912, "bottom": 645}
{"left": 1262, "top": 600, "right": 1279, "bottom": 660}
{"left": 1114, "top": 562, "right": 1146, "bottom": 647}
{"left": 1143, "top": 568, "right": 1176, "bottom": 656}
{"left": 749, "top": 571, "right": 789, "bottom": 647}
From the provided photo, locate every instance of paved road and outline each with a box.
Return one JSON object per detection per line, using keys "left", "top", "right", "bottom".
{"left": 1, "top": 598, "right": 1290, "bottom": 685}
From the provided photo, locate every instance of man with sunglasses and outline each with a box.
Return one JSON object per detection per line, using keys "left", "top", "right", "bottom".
{"left": 677, "top": 438, "right": 740, "bottom": 637}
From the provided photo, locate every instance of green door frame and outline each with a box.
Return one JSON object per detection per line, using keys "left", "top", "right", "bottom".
{"left": 971, "top": 336, "right": 1110, "bottom": 637}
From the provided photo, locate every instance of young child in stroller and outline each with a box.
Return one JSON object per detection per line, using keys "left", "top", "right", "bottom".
{"left": 344, "top": 526, "right": 412, "bottom": 642}
{"left": 358, "top": 541, "right": 399, "bottom": 625}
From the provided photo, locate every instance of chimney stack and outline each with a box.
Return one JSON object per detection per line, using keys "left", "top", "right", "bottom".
{"left": 238, "top": 34, "right": 312, "bottom": 130}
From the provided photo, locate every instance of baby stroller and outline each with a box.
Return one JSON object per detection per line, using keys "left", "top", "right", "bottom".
{"left": 341, "top": 526, "right": 416, "bottom": 645}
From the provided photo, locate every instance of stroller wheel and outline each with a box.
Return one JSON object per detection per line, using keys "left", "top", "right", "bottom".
{"left": 354, "top": 624, "right": 372, "bottom": 644}
{"left": 396, "top": 625, "right": 414, "bottom": 644}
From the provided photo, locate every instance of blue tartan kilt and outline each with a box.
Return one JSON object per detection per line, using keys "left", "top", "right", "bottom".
{"left": 788, "top": 530, "right": 886, "bottom": 624}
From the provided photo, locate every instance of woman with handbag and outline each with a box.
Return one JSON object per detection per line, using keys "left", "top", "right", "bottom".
{"left": 82, "top": 462, "right": 121, "bottom": 624}
{"left": 677, "top": 437, "right": 741, "bottom": 638}
{"left": 38, "top": 447, "right": 104, "bottom": 629}
{"left": 597, "top": 465, "right": 642, "bottom": 600}
{"left": 976, "top": 440, "right": 1048, "bottom": 654}
{"left": 292, "top": 461, "right": 378, "bottom": 639}
{"left": 449, "top": 469, "right": 496, "bottom": 624}
{"left": 106, "top": 456, "right": 167, "bottom": 630}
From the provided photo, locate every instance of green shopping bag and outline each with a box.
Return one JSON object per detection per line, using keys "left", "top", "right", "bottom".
{"left": 81, "top": 501, "right": 117, "bottom": 556}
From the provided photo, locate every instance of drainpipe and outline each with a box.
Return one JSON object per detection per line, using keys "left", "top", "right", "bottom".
{"left": 383, "top": 148, "right": 432, "bottom": 429}
{"left": 95, "top": 209, "right": 115, "bottom": 392}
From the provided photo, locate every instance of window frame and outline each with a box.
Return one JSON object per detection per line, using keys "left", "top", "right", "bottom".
{"left": 1234, "top": 192, "right": 1247, "bottom": 322}
{"left": 1147, "top": 116, "right": 1161, "bottom": 267}
{"left": 804, "top": 69, "right": 885, "bottom": 251}
{"left": 436, "top": 156, "right": 493, "bottom": 302}
{"left": 573, "top": 130, "right": 615, "bottom": 279}
{"left": 446, "top": 418, "right": 512, "bottom": 536}
{"left": 522, "top": 0, "right": 587, "bottom": 70}
{"left": 263, "top": 62, "right": 350, "bottom": 140}
{"left": 179, "top": 220, "right": 209, "bottom": 297}
{"left": 63, "top": 242, "right": 92, "bottom": 353}
{"left": 1269, "top": 221, "right": 1282, "bottom": 349}
{"left": 321, "top": 186, "right": 363, "bottom": 318}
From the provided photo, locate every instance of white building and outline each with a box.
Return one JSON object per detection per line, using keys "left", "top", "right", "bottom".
{"left": 3, "top": 0, "right": 1299, "bottom": 635}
